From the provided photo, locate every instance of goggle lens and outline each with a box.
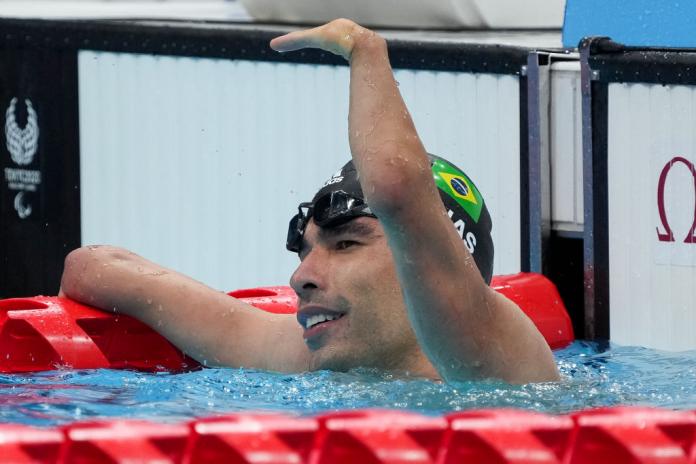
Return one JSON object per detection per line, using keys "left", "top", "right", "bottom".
{"left": 313, "top": 192, "right": 365, "bottom": 225}
{"left": 285, "top": 191, "right": 375, "bottom": 253}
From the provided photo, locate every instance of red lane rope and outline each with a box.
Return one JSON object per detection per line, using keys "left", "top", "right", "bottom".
{"left": 0, "top": 273, "right": 573, "bottom": 373}
{"left": 1, "top": 407, "right": 694, "bottom": 463}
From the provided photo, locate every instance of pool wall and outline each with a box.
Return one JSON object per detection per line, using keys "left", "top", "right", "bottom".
{"left": 0, "top": 19, "right": 533, "bottom": 292}
{"left": 76, "top": 49, "right": 524, "bottom": 289}
{"left": 579, "top": 39, "right": 696, "bottom": 349}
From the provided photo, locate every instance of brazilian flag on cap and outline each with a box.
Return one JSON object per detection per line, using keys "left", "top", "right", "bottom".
{"left": 428, "top": 154, "right": 494, "bottom": 284}
{"left": 431, "top": 158, "right": 484, "bottom": 223}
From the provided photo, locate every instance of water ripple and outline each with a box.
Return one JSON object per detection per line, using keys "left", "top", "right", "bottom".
{"left": 1, "top": 342, "right": 695, "bottom": 427}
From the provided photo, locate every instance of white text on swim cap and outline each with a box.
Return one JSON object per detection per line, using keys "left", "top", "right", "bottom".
{"left": 448, "top": 209, "right": 477, "bottom": 254}
{"left": 323, "top": 175, "right": 344, "bottom": 187}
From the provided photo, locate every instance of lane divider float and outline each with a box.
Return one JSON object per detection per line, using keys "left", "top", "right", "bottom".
{"left": 1, "top": 407, "right": 694, "bottom": 463}
{"left": 0, "top": 273, "right": 573, "bottom": 373}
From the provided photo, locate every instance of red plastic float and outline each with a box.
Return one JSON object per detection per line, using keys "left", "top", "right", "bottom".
{"left": 61, "top": 420, "right": 189, "bottom": 462}
{"left": 442, "top": 409, "right": 574, "bottom": 463}
{"left": 186, "top": 414, "right": 318, "bottom": 463}
{"left": 0, "top": 273, "right": 573, "bottom": 373}
{"left": 0, "top": 424, "right": 63, "bottom": 463}
{"left": 568, "top": 407, "right": 696, "bottom": 463}
{"left": 314, "top": 410, "right": 448, "bottom": 463}
{"left": 0, "top": 407, "right": 695, "bottom": 463}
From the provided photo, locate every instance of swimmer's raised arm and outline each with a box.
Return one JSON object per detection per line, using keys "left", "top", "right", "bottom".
{"left": 273, "top": 20, "right": 559, "bottom": 383}
{"left": 60, "top": 246, "right": 309, "bottom": 372}
{"left": 271, "top": 19, "right": 429, "bottom": 197}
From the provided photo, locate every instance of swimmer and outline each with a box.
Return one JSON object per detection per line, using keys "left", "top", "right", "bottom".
{"left": 60, "top": 19, "right": 559, "bottom": 383}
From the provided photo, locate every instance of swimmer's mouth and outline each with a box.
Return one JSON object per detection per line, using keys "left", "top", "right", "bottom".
{"left": 297, "top": 307, "right": 346, "bottom": 330}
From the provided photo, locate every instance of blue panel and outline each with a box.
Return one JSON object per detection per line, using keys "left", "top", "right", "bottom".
{"left": 563, "top": 0, "right": 696, "bottom": 48}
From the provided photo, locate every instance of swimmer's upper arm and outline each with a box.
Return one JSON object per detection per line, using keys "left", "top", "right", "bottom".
{"left": 372, "top": 173, "right": 559, "bottom": 383}
{"left": 61, "top": 246, "right": 310, "bottom": 372}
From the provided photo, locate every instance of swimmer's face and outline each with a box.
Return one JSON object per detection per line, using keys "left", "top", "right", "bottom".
{"left": 290, "top": 217, "right": 432, "bottom": 374}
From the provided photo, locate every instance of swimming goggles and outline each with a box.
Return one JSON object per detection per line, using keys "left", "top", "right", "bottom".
{"left": 286, "top": 190, "right": 376, "bottom": 253}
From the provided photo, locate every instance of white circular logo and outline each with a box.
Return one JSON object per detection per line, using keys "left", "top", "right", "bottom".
{"left": 13, "top": 191, "right": 32, "bottom": 219}
{"left": 5, "top": 97, "right": 39, "bottom": 166}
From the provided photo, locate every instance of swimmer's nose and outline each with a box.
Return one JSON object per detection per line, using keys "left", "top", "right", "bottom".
{"left": 289, "top": 249, "right": 326, "bottom": 298}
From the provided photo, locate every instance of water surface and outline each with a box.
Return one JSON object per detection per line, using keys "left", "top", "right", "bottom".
{"left": 2, "top": 341, "right": 695, "bottom": 427}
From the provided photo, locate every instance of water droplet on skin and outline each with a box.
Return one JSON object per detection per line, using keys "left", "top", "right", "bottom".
{"left": 146, "top": 299, "right": 152, "bottom": 305}
{"left": 157, "top": 320, "right": 163, "bottom": 327}
{"left": 137, "top": 266, "right": 143, "bottom": 273}
{"left": 157, "top": 305, "right": 163, "bottom": 312}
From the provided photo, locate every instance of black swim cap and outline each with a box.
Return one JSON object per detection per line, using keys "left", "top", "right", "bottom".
{"left": 291, "top": 154, "right": 494, "bottom": 284}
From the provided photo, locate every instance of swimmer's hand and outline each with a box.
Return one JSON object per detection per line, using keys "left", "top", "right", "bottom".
{"left": 270, "top": 19, "right": 373, "bottom": 60}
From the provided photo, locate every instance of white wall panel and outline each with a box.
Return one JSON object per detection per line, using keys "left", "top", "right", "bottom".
{"left": 608, "top": 82, "right": 696, "bottom": 350}
{"left": 395, "top": 69, "right": 521, "bottom": 277}
{"left": 79, "top": 51, "right": 521, "bottom": 290}
{"left": 550, "top": 61, "right": 583, "bottom": 233}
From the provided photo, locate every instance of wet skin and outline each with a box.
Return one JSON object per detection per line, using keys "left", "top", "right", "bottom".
{"left": 291, "top": 217, "right": 437, "bottom": 377}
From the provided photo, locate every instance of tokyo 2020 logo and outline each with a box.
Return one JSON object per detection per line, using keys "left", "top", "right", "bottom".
{"left": 4, "top": 97, "right": 41, "bottom": 220}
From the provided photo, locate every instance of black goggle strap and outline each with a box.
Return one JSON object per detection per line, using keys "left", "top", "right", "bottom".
{"left": 286, "top": 202, "right": 313, "bottom": 253}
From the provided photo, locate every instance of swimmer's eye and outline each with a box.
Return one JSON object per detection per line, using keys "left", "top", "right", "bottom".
{"left": 335, "top": 240, "right": 359, "bottom": 251}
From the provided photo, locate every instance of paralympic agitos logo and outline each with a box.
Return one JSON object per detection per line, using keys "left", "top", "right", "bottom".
{"left": 656, "top": 156, "right": 696, "bottom": 244}
{"left": 4, "top": 97, "right": 41, "bottom": 220}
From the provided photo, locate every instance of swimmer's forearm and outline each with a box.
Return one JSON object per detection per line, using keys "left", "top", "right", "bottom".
{"left": 347, "top": 31, "right": 435, "bottom": 215}
{"left": 60, "top": 246, "right": 292, "bottom": 369}
{"left": 271, "top": 20, "right": 434, "bottom": 216}
{"left": 62, "top": 246, "right": 173, "bottom": 319}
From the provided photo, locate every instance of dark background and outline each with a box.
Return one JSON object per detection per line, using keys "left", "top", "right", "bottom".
{"left": 0, "top": 48, "right": 80, "bottom": 298}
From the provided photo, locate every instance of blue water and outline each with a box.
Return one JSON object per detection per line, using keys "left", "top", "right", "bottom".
{"left": 1, "top": 342, "right": 696, "bottom": 427}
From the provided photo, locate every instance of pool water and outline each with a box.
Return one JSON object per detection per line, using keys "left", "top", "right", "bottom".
{"left": 1, "top": 341, "right": 695, "bottom": 427}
